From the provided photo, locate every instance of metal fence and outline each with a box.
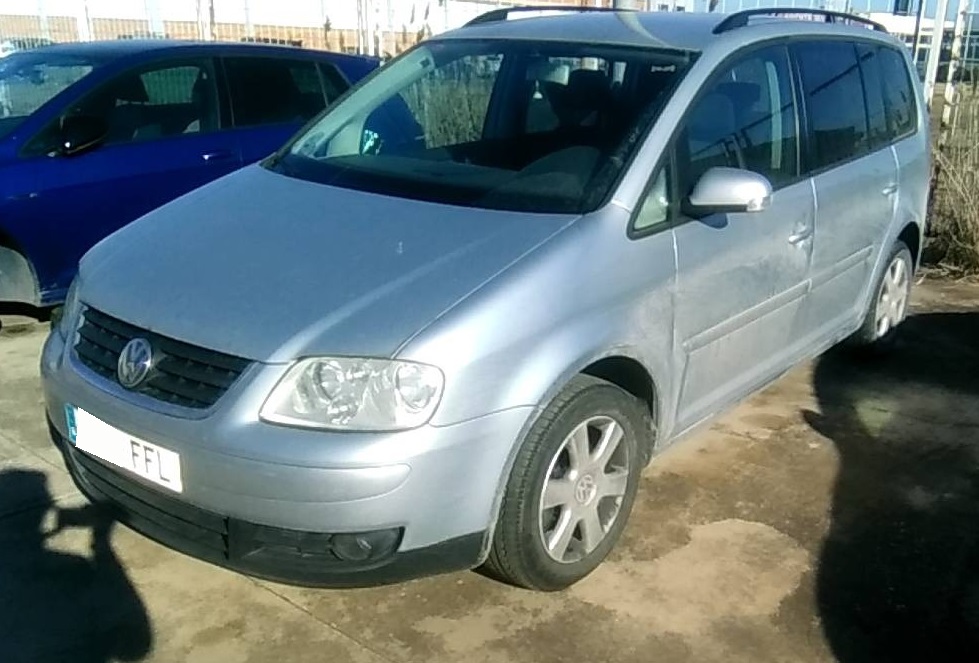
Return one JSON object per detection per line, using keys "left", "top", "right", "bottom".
{"left": 0, "top": 1, "right": 463, "bottom": 59}
{"left": 0, "top": 0, "right": 709, "bottom": 59}
{"left": 0, "top": 1, "right": 647, "bottom": 58}
{"left": 3, "top": 1, "right": 977, "bottom": 68}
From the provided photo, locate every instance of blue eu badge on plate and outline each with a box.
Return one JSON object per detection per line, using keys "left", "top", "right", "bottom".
{"left": 64, "top": 404, "right": 77, "bottom": 444}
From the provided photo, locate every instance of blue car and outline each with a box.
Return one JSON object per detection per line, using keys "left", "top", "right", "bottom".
{"left": 0, "top": 40, "right": 380, "bottom": 310}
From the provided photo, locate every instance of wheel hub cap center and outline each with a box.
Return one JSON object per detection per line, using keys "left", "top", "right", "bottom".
{"left": 574, "top": 474, "right": 598, "bottom": 505}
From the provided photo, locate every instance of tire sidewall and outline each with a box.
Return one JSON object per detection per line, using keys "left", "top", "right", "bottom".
{"left": 512, "top": 381, "right": 644, "bottom": 589}
{"left": 848, "top": 240, "right": 914, "bottom": 351}
{"left": 867, "top": 242, "right": 914, "bottom": 347}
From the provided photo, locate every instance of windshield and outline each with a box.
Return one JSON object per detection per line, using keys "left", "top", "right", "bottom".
{"left": 0, "top": 52, "right": 95, "bottom": 140}
{"left": 270, "top": 39, "right": 694, "bottom": 214}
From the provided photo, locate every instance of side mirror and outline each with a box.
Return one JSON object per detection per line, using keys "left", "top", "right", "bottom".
{"left": 59, "top": 115, "right": 108, "bottom": 157}
{"left": 683, "top": 167, "right": 772, "bottom": 217}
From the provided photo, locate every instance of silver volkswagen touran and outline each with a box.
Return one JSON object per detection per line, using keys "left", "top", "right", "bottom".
{"left": 41, "top": 7, "right": 929, "bottom": 590}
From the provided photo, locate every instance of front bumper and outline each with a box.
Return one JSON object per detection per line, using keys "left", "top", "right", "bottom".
{"left": 41, "top": 327, "right": 533, "bottom": 586}
{"left": 49, "top": 420, "right": 482, "bottom": 587}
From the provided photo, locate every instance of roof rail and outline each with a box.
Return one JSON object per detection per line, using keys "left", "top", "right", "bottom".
{"left": 713, "top": 8, "right": 887, "bottom": 34}
{"left": 464, "top": 5, "right": 633, "bottom": 28}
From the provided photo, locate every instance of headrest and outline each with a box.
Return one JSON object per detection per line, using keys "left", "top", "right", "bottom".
{"left": 687, "top": 91, "right": 736, "bottom": 141}
{"left": 111, "top": 75, "right": 149, "bottom": 103}
{"left": 543, "top": 68, "right": 612, "bottom": 126}
{"left": 564, "top": 69, "right": 611, "bottom": 107}
{"left": 715, "top": 81, "right": 762, "bottom": 110}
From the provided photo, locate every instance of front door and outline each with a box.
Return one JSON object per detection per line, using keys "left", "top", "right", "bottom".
{"left": 11, "top": 58, "right": 241, "bottom": 296}
{"left": 671, "top": 44, "right": 815, "bottom": 431}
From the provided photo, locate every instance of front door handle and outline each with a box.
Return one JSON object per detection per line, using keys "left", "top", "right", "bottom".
{"left": 202, "top": 151, "right": 234, "bottom": 164}
{"left": 881, "top": 183, "right": 898, "bottom": 196}
{"left": 789, "top": 227, "right": 813, "bottom": 245}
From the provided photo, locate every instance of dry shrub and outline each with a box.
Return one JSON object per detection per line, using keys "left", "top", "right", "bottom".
{"left": 401, "top": 67, "right": 495, "bottom": 149}
{"left": 930, "top": 90, "right": 979, "bottom": 273}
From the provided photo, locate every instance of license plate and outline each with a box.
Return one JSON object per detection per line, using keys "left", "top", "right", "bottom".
{"left": 65, "top": 404, "right": 183, "bottom": 493}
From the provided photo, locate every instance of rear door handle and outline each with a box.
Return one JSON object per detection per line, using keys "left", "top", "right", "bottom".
{"left": 881, "top": 183, "right": 898, "bottom": 196}
{"left": 202, "top": 151, "right": 234, "bottom": 163}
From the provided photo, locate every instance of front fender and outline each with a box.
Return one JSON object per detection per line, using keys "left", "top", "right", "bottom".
{"left": 400, "top": 209, "right": 677, "bottom": 432}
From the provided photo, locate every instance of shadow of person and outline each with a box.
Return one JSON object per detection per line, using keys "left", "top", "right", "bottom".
{"left": 0, "top": 469, "right": 152, "bottom": 663}
{"left": 805, "top": 312, "right": 979, "bottom": 662}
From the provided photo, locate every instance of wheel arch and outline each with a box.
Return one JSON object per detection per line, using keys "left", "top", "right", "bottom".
{"left": 580, "top": 355, "right": 659, "bottom": 463}
{"left": 476, "top": 349, "right": 664, "bottom": 566}
{"left": 897, "top": 220, "right": 922, "bottom": 269}
{"left": 0, "top": 227, "right": 40, "bottom": 307}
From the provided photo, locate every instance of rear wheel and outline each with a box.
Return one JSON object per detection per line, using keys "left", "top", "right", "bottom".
{"left": 484, "top": 375, "right": 645, "bottom": 591}
{"left": 851, "top": 241, "right": 913, "bottom": 352}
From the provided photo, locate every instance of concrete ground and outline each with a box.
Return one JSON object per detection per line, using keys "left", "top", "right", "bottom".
{"left": 1, "top": 276, "right": 977, "bottom": 663}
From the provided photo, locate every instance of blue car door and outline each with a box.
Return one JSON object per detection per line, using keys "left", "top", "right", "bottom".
{"left": 221, "top": 56, "right": 348, "bottom": 165}
{"left": 11, "top": 57, "right": 241, "bottom": 297}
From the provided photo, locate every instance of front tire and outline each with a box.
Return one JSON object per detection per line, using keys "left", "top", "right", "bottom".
{"left": 851, "top": 240, "right": 914, "bottom": 352}
{"left": 484, "top": 375, "right": 645, "bottom": 591}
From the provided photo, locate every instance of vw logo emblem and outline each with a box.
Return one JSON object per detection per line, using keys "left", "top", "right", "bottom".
{"left": 117, "top": 338, "right": 153, "bottom": 389}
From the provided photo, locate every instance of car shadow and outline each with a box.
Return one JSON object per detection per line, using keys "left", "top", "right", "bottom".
{"left": 0, "top": 302, "right": 52, "bottom": 322}
{"left": 805, "top": 311, "right": 979, "bottom": 662}
{"left": 0, "top": 469, "right": 152, "bottom": 663}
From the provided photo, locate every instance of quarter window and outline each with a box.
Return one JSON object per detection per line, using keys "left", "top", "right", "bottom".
{"left": 635, "top": 166, "right": 671, "bottom": 232}
{"left": 678, "top": 45, "right": 799, "bottom": 193}
{"left": 795, "top": 41, "right": 869, "bottom": 171}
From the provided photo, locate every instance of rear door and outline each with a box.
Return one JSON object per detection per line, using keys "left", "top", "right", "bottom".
{"left": 878, "top": 45, "right": 928, "bottom": 249}
{"left": 792, "top": 40, "right": 898, "bottom": 341}
{"left": 221, "top": 56, "right": 348, "bottom": 164}
{"left": 11, "top": 57, "right": 240, "bottom": 295}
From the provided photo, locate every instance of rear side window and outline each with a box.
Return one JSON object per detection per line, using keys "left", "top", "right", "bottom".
{"left": 224, "top": 57, "right": 328, "bottom": 127}
{"left": 878, "top": 46, "right": 917, "bottom": 139}
{"left": 856, "top": 45, "right": 890, "bottom": 149}
{"left": 795, "top": 41, "right": 869, "bottom": 171}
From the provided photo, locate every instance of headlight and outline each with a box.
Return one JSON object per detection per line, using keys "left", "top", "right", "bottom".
{"left": 55, "top": 277, "right": 82, "bottom": 339}
{"left": 260, "top": 357, "right": 444, "bottom": 431}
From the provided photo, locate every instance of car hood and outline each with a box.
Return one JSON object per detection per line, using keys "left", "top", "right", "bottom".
{"left": 80, "top": 165, "right": 575, "bottom": 363}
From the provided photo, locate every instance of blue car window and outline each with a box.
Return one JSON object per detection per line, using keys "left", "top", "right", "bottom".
{"left": 22, "top": 60, "right": 219, "bottom": 156}
{"left": 225, "top": 57, "right": 327, "bottom": 127}
{"left": 0, "top": 52, "right": 95, "bottom": 140}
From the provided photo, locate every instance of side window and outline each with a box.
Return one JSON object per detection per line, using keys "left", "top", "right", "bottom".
{"left": 40, "top": 60, "right": 218, "bottom": 148}
{"left": 225, "top": 58, "right": 325, "bottom": 127}
{"left": 878, "top": 47, "right": 917, "bottom": 139}
{"left": 795, "top": 41, "right": 869, "bottom": 171}
{"left": 678, "top": 45, "right": 798, "bottom": 194}
{"left": 856, "top": 44, "right": 890, "bottom": 149}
